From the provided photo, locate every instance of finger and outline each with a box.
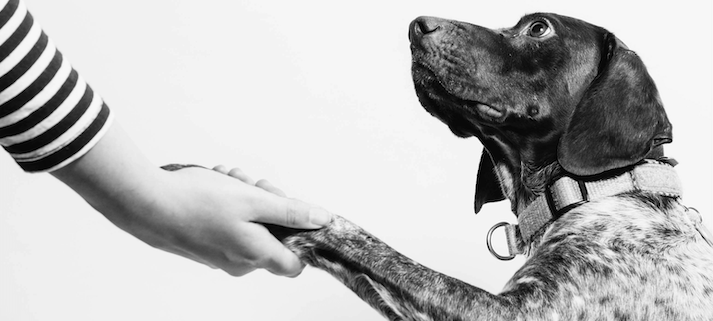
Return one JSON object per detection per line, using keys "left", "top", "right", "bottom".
{"left": 263, "top": 247, "right": 306, "bottom": 278}
{"left": 212, "top": 164, "right": 229, "bottom": 175}
{"left": 250, "top": 191, "right": 333, "bottom": 229}
{"left": 227, "top": 168, "right": 256, "bottom": 185}
{"left": 222, "top": 265, "right": 257, "bottom": 277}
{"left": 247, "top": 225, "right": 306, "bottom": 277}
{"left": 255, "top": 179, "right": 287, "bottom": 197}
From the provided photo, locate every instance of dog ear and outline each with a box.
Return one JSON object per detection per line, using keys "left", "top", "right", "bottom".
{"left": 558, "top": 33, "right": 672, "bottom": 176}
{"left": 475, "top": 149, "right": 505, "bottom": 213}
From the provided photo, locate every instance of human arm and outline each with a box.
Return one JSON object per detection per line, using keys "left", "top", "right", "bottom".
{"left": 1, "top": 0, "right": 332, "bottom": 277}
{"left": 51, "top": 122, "right": 332, "bottom": 277}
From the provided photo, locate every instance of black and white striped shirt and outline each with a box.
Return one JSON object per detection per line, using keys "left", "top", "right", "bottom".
{"left": 0, "top": 0, "right": 111, "bottom": 172}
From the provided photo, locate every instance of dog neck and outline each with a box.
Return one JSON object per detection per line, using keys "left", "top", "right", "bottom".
{"left": 490, "top": 156, "right": 565, "bottom": 216}
{"left": 495, "top": 145, "right": 669, "bottom": 215}
{"left": 494, "top": 159, "right": 683, "bottom": 258}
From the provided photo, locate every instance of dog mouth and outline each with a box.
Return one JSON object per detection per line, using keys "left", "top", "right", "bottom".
{"left": 412, "top": 63, "right": 507, "bottom": 128}
{"left": 475, "top": 103, "right": 504, "bottom": 120}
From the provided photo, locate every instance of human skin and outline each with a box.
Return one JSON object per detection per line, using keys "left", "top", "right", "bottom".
{"left": 52, "top": 122, "right": 333, "bottom": 277}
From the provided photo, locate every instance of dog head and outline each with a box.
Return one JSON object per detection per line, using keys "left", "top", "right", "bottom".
{"left": 409, "top": 13, "right": 671, "bottom": 213}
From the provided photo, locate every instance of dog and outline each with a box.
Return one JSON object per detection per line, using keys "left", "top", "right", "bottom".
{"left": 169, "top": 12, "right": 713, "bottom": 320}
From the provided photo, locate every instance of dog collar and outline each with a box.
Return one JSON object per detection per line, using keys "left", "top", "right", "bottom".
{"left": 486, "top": 160, "right": 683, "bottom": 260}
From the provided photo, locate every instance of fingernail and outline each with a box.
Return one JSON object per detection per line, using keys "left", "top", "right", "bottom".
{"left": 309, "top": 207, "right": 333, "bottom": 227}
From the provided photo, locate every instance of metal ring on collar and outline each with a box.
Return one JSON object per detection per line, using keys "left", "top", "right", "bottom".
{"left": 486, "top": 222, "right": 516, "bottom": 261}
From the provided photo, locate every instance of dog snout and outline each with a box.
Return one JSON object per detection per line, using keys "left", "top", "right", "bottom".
{"left": 409, "top": 16, "right": 448, "bottom": 43}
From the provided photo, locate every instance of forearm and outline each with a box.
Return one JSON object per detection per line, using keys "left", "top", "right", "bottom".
{"left": 51, "top": 122, "right": 170, "bottom": 237}
{"left": 0, "top": 0, "right": 176, "bottom": 246}
{"left": 4, "top": 0, "right": 332, "bottom": 277}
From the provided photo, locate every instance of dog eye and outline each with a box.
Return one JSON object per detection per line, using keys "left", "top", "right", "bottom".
{"left": 528, "top": 21, "right": 551, "bottom": 38}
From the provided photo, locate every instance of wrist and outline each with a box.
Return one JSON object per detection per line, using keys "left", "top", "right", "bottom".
{"left": 104, "top": 168, "right": 174, "bottom": 234}
{"left": 52, "top": 123, "right": 177, "bottom": 241}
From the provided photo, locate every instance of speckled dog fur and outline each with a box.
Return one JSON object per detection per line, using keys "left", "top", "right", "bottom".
{"left": 225, "top": 12, "right": 713, "bottom": 321}
{"left": 269, "top": 194, "right": 712, "bottom": 320}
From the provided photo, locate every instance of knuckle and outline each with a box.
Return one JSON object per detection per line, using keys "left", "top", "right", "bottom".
{"left": 225, "top": 267, "right": 253, "bottom": 277}
{"left": 255, "top": 179, "right": 270, "bottom": 188}
{"left": 221, "top": 253, "right": 261, "bottom": 276}
{"left": 228, "top": 168, "right": 244, "bottom": 176}
{"left": 283, "top": 202, "right": 304, "bottom": 226}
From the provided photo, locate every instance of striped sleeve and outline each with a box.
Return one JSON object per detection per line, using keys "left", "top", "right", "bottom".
{"left": 0, "top": 0, "right": 112, "bottom": 173}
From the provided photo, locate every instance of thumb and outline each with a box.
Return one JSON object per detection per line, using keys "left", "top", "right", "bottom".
{"left": 251, "top": 190, "right": 333, "bottom": 229}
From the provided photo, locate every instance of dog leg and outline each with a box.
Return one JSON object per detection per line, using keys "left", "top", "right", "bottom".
{"left": 162, "top": 164, "right": 515, "bottom": 320}
{"left": 267, "top": 216, "right": 515, "bottom": 321}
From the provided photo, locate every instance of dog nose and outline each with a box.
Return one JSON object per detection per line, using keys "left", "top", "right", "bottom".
{"left": 409, "top": 16, "right": 445, "bottom": 42}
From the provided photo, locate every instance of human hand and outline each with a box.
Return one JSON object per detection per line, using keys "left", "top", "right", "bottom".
{"left": 141, "top": 165, "right": 333, "bottom": 277}
{"left": 52, "top": 124, "right": 331, "bottom": 277}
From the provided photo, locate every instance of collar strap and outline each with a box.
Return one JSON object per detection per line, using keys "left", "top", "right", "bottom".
{"left": 499, "top": 160, "right": 682, "bottom": 258}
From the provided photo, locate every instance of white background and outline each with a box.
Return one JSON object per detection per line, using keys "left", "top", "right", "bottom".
{"left": 1, "top": 0, "right": 711, "bottom": 320}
